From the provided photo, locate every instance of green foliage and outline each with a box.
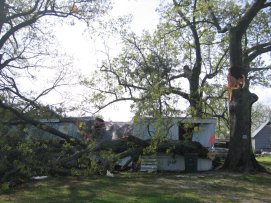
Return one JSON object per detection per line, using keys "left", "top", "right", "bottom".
{"left": 0, "top": 126, "right": 50, "bottom": 183}
{"left": 0, "top": 105, "right": 118, "bottom": 190}
{"left": 0, "top": 182, "right": 10, "bottom": 194}
{"left": 142, "top": 116, "right": 176, "bottom": 154}
{"left": 75, "top": 149, "right": 117, "bottom": 176}
{"left": 83, "top": 30, "right": 184, "bottom": 118}
{"left": 0, "top": 125, "right": 118, "bottom": 191}
{"left": 83, "top": 0, "right": 230, "bottom": 120}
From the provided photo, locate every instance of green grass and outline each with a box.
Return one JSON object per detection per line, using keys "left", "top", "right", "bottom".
{"left": 1, "top": 157, "right": 271, "bottom": 203}
{"left": 256, "top": 155, "right": 271, "bottom": 170}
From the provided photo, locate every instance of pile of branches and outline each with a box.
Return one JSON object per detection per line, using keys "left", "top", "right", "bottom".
{"left": 0, "top": 130, "right": 208, "bottom": 189}
{"left": 0, "top": 104, "right": 209, "bottom": 190}
{"left": 53, "top": 134, "right": 209, "bottom": 172}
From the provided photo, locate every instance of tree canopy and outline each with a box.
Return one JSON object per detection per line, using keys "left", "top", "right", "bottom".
{"left": 83, "top": 0, "right": 270, "bottom": 120}
{"left": 82, "top": 0, "right": 271, "bottom": 172}
{"left": 0, "top": 0, "right": 110, "bottom": 114}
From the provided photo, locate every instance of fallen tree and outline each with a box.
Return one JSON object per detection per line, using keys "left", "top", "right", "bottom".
{"left": 0, "top": 103, "right": 211, "bottom": 189}
{"left": 51, "top": 135, "right": 209, "bottom": 174}
{"left": 0, "top": 100, "right": 81, "bottom": 143}
{"left": 1, "top": 131, "right": 209, "bottom": 185}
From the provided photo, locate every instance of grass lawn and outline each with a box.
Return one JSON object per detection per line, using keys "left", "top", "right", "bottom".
{"left": 256, "top": 155, "right": 271, "bottom": 170}
{"left": 1, "top": 156, "right": 271, "bottom": 203}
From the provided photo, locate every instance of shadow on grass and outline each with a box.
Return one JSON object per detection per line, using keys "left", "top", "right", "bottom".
{"left": 239, "top": 173, "right": 271, "bottom": 186}
{"left": 9, "top": 176, "right": 202, "bottom": 203}
{"left": 3, "top": 170, "right": 271, "bottom": 203}
{"left": 259, "top": 162, "right": 271, "bottom": 171}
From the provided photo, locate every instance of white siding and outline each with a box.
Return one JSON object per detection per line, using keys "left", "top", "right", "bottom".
{"left": 192, "top": 123, "right": 216, "bottom": 148}
{"left": 133, "top": 117, "right": 216, "bottom": 148}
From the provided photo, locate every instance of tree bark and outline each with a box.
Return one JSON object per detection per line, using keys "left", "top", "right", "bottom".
{"left": 223, "top": 89, "right": 265, "bottom": 172}
{"left": 173, "top": 0, "right": 203, "bottom": 117}
{"left": 222, "top": 5, "right": 269, "bottom": 171}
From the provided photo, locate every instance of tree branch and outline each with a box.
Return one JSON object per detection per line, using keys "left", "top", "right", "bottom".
{"left": 247, "top": 43, "right": 271, "bottom": 62}
{"left": 205, "top": 0, "right": 229, "bottom": 33}
{"left": 249, "top": 65, "right": 271, "bottom": 72}
{"left": 201, "top": 48, "right": 229, "bottom": 86}
{"left": 237, "top": 0, "right": 267, "bottom": 37}
{"left": 0, "top": 16, "right": 38, "bottom": 49}
{"left": 5, "top": 0, "right": 40, "bottom": 22}
{"left": 0, "top": 100, "right": 80, "bottom": 142}
{"left": 245, "top": 41, "right": 271, "bottom": 55}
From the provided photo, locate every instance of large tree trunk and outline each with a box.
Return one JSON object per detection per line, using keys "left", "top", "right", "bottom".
{"left": 222, "top": 25, "right": 266, "bottom": 172}
{"left": 223, "top": 88, "right": 265, "bottom": 172}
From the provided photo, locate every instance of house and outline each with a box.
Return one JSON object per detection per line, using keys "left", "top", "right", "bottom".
{"left": 252, "top": 119, "right": 271, "bottom": 153}
{"left": 132, "top": 117, "right": 217, "bottom": 148}
{"left": 133, "top": 117, "right": 216, "bottom": 172}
